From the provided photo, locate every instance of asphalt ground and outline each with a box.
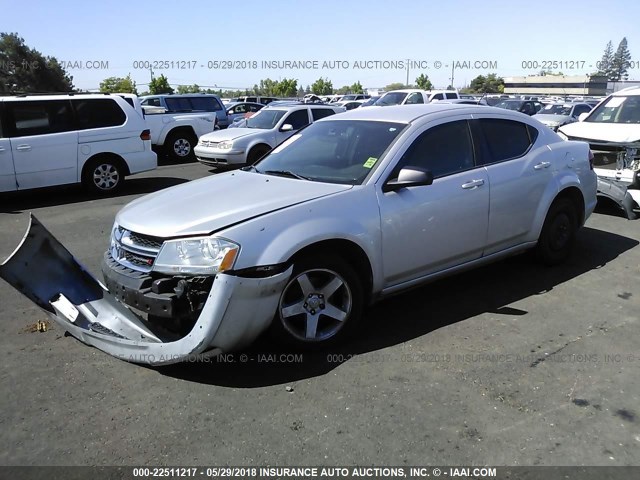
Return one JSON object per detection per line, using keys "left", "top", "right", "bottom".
{"left": 0, "top": 160, "right": 639, "bottom": 468}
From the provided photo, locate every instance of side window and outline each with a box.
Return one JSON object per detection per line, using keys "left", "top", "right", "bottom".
{"left": 164, "top": 97, "right": 192, "bottom": 111}
{"left": 311, "top": 108, "right": 335, "bottom": 121}
{"left": 405, "top": 93, "right": 424, "bottom": 104}
{"left": 396, "top": 120, "right": 474, "bottom": 178}
{"left": 476, "top": 119, "right": 534, "bottom": 164}
{"left": 573, "top": 105, "right": 591, "bottom": 116}
{"left": 189, "top": 97, "right": 221, "bottom": 111}
{"left": 142, "top": 98, "right": 161, "bottom": 107}
{"left": 72, "top": 99, "right": 126, "bottom": 129}
{"left": 432, "top": 93, "right": 444, "bottom": 100}
{"left": 283, "top": 109, "right": 310, "bottom": 130}
{"left": 7, "top": 100, "right": 74, "bottom": 137}
{"left": 249, "top": 104, "right": 263, "bottom": 113}
{"left": 246, "top": 97, "right": 257, "bottom": 103}
{"left": 445, "top": 92, "right": 458, "bottom": 99}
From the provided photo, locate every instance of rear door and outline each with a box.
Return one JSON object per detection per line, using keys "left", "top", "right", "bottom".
{"left": 471, "top": 117, "right": 548, "bottom": 254}
{"left": 5, "top": 100, "right": 78, "bottom": 190}
{"left": 0, "top": 104, "right": 17, "bottom": 192}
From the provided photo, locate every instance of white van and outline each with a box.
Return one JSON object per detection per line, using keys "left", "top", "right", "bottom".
{"left": 0, "top": 94, "right": 157, "bottom": 194}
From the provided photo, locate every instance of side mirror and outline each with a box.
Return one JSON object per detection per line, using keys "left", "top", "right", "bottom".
{"left": 578, "top": 112, "right": 589, "bottom": 122}
{"left": 280, "top": 124, "right": 294, "bottom": 132}
{"left": 383, "top": 167, "right": 434, "bottom": 193}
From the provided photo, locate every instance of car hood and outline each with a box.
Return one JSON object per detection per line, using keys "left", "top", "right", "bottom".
{"left": 116, "top": 171, "right": 352, "bottom": 238}
{"left": 534, "top": 114, "right": 571, "bottom": 124}
{"left": 559, "top": 122, "right": 640, "bottom": 143}
{"left": 199, "top": 127, "right": 265, "bottom": 142}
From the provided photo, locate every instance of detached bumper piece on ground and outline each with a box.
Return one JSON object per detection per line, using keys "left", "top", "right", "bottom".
{"left": 0, "top": 215, "right": 291, "bottom": 365}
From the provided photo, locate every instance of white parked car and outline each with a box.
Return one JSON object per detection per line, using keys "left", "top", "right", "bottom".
{"left": 0, "top": 104, "right": 597, "bottom": 365}
{"left": 376, "top": 89, "right": 460, "bottom": 106}
{"left": 194, "top": 103, "right": 344, "bottom": 168}
{"left": 558, "top": 87, "right": 640, "bottom": 219}
{"left": 0, "top": 94, "right": 157, "bottom": 194}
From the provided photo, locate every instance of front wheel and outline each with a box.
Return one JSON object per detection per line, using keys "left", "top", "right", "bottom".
{"left": 272, "top": 255, "right": 363, "bottom": 348}
{"left": 536, "top": 198, "right": 578, "bottom": 265}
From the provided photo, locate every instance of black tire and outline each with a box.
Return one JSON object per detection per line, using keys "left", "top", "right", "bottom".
{"left": 271, "top": 254, "right": 364, "bottom": 349}
{"left": 82, "top": 157, "right": 124, "bottom": 194}
{"left": 166, "top": 130, "right": 197, "bottom": 161}
{"left": 247, "top": 145, "right": 270, "bottom": 165}
{"left": 536, "top": 198, "right": 578, "bottom": 265}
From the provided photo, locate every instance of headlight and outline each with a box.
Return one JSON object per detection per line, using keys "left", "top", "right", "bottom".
{"left": 153, "top": 237, "right": 239, "bottom": 275}
{"left": 218, "top": 140, "right": 233, "bottom": 150}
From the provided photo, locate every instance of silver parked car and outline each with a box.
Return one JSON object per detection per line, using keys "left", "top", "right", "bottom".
{"left": 534, "top": 102, "right": 593, "bottom": 131}
{"left": 0, "top": 104, "right": 598, "bottom": 365}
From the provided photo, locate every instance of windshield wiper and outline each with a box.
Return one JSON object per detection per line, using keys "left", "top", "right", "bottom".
{"left": 263, "top": 170, "right": 311, "bottom": 181}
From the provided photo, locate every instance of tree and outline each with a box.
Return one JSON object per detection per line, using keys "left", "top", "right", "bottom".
{"left": 610, "top": 37, "right": 632, "bottom": 81}
{"left": 311, "top": 77, "right": 333, "bottom": 95}
{"left": 99, "top": 74, "right": 138, "bottom": 94}
{"left": 415, "top": 73, "right": 433, "bottom": 90}
{"left": 596, "top": 41, "right": 615, "bottom": 79}
{"left": 296, "top": 85, "right": 305, "bottom": 98}
{"left": 304, "top": 85, "right": 311, "bottom": 94}
{"left": 350, "top": 81, "right": 364, "bottom": 94}
{"left": 0, "top": 32, "right": 74, "bottom": 93}
{"left": 384, "top": 82, "right": 407, "bottom": 91}
{"left": 176, "top": 84, "right": 202, "bottom": 94}
{"left": 148, "top": 74, "right": 173, "bottom": 94}
{"left": 336, "top": 85, "right": 351, "bottom": 95}
{"left": 276, "top": 78, "right": 298, "bottom": 97}
{"left": 469, "top": 73, "right": 504, "bottom": 93}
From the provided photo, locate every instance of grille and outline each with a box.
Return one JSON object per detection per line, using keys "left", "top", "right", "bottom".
{"left": 128, "top": 231, "right": 163, "bottom": 250}
{"left": 112, "top": 227, "right": 163, "bottom": 273}
{"left": 200, "top": 140, "right": 219, "bottom": 148}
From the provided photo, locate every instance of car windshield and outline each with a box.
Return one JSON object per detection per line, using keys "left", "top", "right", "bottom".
{"left": 253, "top": 120, "right": 407, "bottom": 185}
{"left": 540, "top": 104, "right": 572, "bottom": 115}
{"left": 495, "top": 101, "right": 523, "bottom": 110}
{"left": 245, "top": 109, "right": 286, "bottom": 129}
{"left": 585, "top": 95, "right": 640, "bottom": 124}
{"left": 375, "top": 92, "right": 408, "bottom": 106}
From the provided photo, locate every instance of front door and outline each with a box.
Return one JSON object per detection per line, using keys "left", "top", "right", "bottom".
{"left": 377, "top": 118, "right": 490, "bottom": 288}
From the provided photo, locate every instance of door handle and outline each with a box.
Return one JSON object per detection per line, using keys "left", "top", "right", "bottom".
{"left": 461, "top": 179, "right": 485, "bottom": 189}
{"left": 534, "top": 161, "right": 551, "bottom": 170}
{"left": 16, "top": 144, "right": 32, "bottom": 152}
{"left": 0, "top": 147, "right": 5, "bottom": 152}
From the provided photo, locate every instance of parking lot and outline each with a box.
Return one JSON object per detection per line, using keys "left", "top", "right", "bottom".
{"left": 0, "top": 161, "right": 639, "bottom": 467}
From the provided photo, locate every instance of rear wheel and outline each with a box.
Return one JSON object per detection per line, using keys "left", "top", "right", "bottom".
{"left": 536, "top": 198, "right": 578, "bottom": 265}
{"left": 272, "top": 255, "right": 363, "bottom": 348}
{"left": 166, "top": 130, "right": 197, "bottom": 161}
{"left": 82, "top": 157, "right": 124, "bottom": 194}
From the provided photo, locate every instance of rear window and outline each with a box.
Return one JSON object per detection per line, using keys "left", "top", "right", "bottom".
{"left": 6, "top": 100, "right": 75, "bottom": 137}
{"left": 445, "top": 92, "right": 458, "bottom": 99}
{"left": 477, "top": 119, "right": 536, "bottom": 163}
{"left": 72, "top": 99, "right": 126, "bottom": 129}
{"left": 311, "top": 108, "right": 336, "bottom": 121}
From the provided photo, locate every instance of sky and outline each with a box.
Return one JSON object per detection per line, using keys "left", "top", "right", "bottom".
{"left": 2, "top": 0, "right": 639, "bottom": 92}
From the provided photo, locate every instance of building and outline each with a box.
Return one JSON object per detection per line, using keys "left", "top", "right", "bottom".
{"left": 503, "top": 75, "right": 608, "bottom": 96}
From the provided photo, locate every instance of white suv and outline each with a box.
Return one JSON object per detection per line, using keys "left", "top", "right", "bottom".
{"left": 194, "top": 103, "right": 345, "bottom": 168}
{"left": 558, "top": 86, "right": 640, "bottom": 218}
{"left": 0, "top": 94, "right": 157, "bottom": 194}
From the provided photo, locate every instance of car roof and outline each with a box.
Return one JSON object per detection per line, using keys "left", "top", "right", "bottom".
{"left": 319, "top": 103, "right": 494, "bottom": 123}
{"left": 612, "top": 86, "right": 640, "bottom": 96}
{"left": 0, "top": 93, "right": 128, "bottom": 102}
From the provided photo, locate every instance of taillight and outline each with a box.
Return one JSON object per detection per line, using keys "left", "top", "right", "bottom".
{"left": 588, "top": 149, "right": 594, "bottom": 170}
{"left": 140, "top": 129, "right": 151, "bottom": 141}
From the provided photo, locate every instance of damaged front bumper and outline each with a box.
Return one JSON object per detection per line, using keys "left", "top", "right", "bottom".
{"left": 0, "top": 215, "right": 292, "bottom": 365}
{"left": 592, "top": 145, "right": 640, "bottom": 219}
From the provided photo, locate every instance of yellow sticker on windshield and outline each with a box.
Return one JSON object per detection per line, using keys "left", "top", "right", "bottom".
{"left": 363, "top": 157, "right": 378, "bottom": 168}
